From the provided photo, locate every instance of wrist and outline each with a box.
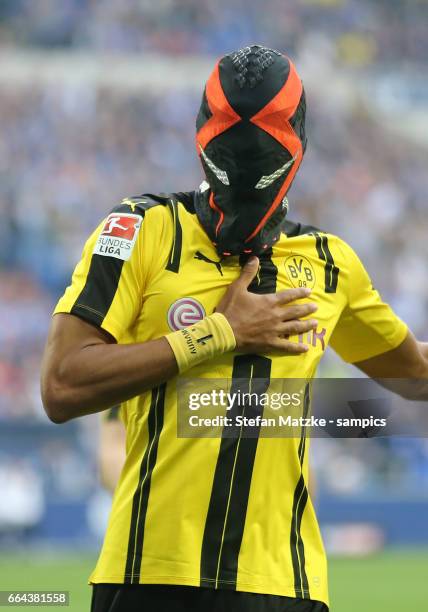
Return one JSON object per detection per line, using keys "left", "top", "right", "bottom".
{"left": 165, "top": 312, "right": 236, "bottom": 373}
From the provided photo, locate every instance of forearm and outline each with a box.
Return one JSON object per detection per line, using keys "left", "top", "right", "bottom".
{"left": 42, "top": 311, "right": 236, "bottom": 423}
{"left": 42, "top": 336, "right": 178, "bottom": 422}
{"left": 356, "top": 335, "right": 428, "bottom": 400}
{"left": 408, "top": 341, "right": 428, "bottom": 399}
{"left": 395, "top": 340, "right": 428, "bottom": 399}
{"left": 417, "top": 341, "right": 428, "bottom": 366}
{"left": 376, "top": 377, "right": 428, "bottom": 401}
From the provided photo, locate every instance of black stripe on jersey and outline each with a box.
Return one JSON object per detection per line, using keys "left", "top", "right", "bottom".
{"left": 70, "top": 254, "right": 125, "bottom": 327}
{"left": 176, "top": 191, "right": 197, "bottom": 214}
{"left": 129, "top": 192, "right": 195, "bottom": 215}
{"left": 165, "top": 198, "right": 183, "bottom": 273}
{"left": 70, "top": 204, "right": 145, "bottom": 328}
{"left": 291, "top": 475, "right": 310, "bottom": 599}
{"left": 200, "top": 354, "right": 272, "bottom": 590}
{"left": 239, "top": 247, "right": 278, "bottom": 294}
{"left": 200, "top": 251, "right": 275, "bottom": 589}
{"left": 282, "top": 220, "right": 320, "bottom": 238}
{"left": 124, "top": 384, "right": 166, "bottom": 584}
{"left": 313, "top": 233, "right": 339, "bottom": 293}
{"left": 290, "top": 383, "right": 311, "bottom": 600}
{"left": 298, "top": 384, "right": 310, "bottom": 463}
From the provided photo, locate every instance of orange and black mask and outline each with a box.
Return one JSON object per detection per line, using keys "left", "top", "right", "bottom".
{"left": 195, "top": 45, "right": 307, "bottom": 257}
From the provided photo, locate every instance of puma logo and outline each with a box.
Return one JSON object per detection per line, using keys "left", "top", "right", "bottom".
{"left": 194, "top": 251, "right": 223, "bottom": 276}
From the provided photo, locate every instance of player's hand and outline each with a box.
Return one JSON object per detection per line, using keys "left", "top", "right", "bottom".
{"left": 216, "top": 256, "right": 318, "bottom": 354}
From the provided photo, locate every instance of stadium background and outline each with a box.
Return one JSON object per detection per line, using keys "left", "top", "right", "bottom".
{"left": 0, "top": 0, "right": 427, "bottom": 610}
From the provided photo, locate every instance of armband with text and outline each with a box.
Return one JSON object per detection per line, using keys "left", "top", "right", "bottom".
{"left": 165, "top": 313, "right": 236, "bottom": 373}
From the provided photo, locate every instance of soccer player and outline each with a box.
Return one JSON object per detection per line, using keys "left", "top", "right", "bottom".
{"left": 41, "top": 46, "right": 428, "bottom": 612}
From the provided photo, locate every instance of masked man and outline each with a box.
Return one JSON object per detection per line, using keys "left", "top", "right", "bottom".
{"left": 42, "top": 46, "right": 427, "bottom": 612}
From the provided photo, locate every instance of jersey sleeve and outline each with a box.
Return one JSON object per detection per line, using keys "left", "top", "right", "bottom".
{"left": 53, "top": 203, "right": 148, "bottom": 341}
{"left": 329, "top": 239, "right": 408, "bottom": 363}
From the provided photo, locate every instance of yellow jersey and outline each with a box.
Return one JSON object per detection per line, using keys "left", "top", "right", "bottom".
{"left": 54, "top": 191, "right": 407, "bottom": 607}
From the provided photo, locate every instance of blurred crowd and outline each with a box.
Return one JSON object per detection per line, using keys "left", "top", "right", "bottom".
{"left": 0, "top": 0, "right": 427, "bottom": 67}
{"left": 0, "top": 0, "right": 427, "bottom": 501}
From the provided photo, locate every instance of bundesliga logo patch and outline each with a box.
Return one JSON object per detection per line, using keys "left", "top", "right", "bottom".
{"left": 93, "top": 213, "right": 142, "bottom": 261}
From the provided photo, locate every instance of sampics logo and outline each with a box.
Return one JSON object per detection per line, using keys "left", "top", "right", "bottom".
{"left": 93, "top": 213, "right": 142, "bottom": 261}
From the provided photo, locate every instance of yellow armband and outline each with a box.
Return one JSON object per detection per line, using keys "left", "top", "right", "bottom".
{"left": 165, "top": 312, "right": 236, "bottom": 373}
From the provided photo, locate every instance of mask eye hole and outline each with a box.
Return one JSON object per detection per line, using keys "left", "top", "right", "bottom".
{"left": 255, "top": 154, "right": 298, "bottom": 189}
{"left": 199, "top": 145, "right": 230, "bottom": 186}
